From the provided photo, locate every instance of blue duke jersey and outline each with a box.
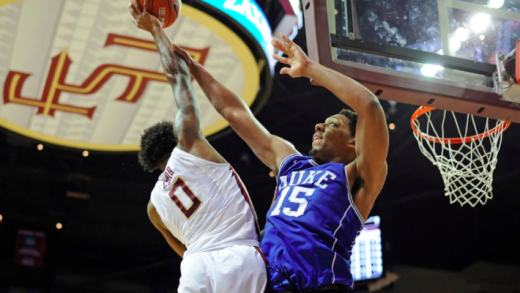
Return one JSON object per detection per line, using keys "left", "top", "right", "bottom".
{"left": 261, "top": 154, "right": 365, "bottom": 291}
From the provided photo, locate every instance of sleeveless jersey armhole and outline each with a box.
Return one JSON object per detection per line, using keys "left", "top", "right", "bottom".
{"left": 344, "top": 165, "right": 365, "bottom": 225}
{"left": 308, "top": 158, "right": 319, "bottom": 167}
{"left": 277, "top": 153, "right": 301, "bottom": 175}
{"left": 172, "top": 147, "right": 229, "bottom": 167}
{"left": 170, "top": 148, "right": 230, "bottom": 183}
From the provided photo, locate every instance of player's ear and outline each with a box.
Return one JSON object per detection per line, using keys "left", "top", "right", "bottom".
{"left": 346, "top": 137, "right": 355, "bottom": 150}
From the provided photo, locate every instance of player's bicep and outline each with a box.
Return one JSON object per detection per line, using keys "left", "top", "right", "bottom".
{"left": 354, "top": 102, "right": 389, "bottom": 184}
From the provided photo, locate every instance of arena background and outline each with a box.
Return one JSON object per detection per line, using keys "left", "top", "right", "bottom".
{"left": 1, "top": 0, "right": 519, "bottom": 292}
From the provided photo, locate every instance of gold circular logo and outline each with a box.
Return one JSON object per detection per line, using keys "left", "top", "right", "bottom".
{"left": 0, "top": 0, "right": 259, "bottom": 151}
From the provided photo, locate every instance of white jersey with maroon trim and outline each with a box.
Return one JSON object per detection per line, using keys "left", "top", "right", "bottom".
{"left": 150, "top": 147, "right": 260, "bottom": 255}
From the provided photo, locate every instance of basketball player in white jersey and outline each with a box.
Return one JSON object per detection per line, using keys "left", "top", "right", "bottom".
{"left": 129, "top": 1, "right": 267, "bottom": 292}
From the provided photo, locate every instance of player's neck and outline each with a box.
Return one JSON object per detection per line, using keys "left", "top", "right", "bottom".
{"left": 313, "top": 153, "right": 354, "bottom": 165}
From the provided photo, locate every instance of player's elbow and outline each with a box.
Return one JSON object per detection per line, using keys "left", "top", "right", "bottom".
{"left": 222, "top": 108, "right": 247, "bottom": 126}
{"left": 360, "top": 97, "right": 383, "bottom": 115}
{"left": 361, "top": 101, "right": 388, "bottom": 132}
{"left": 174, "top": 123, "right": 200, "bottom": 142}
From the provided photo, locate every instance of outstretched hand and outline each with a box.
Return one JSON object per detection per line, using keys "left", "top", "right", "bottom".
{"left": 271, "top": 33, "right": 313, "bottom": 78}
{"left": 128, "top": 0, "right": 161, "bottom": 33}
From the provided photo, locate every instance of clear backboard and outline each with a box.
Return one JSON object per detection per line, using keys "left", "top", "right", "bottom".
{"left": 303, "top": 0, "right": 520, "bottom": 123}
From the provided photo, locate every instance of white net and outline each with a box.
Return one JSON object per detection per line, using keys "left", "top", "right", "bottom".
{"left": 411, "top": 108, "right": 509, "bottom": 207}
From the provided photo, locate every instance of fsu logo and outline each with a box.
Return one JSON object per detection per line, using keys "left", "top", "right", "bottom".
{"left": 4, "top": 33, "right": 209, "bottom": 119}
{"left": 0, "top": 1, "right": 260, "bottom": 151}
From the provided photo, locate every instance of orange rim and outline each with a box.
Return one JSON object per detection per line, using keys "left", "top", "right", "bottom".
{"left": 410, "top": 106, "right": 511, "bottom": 144}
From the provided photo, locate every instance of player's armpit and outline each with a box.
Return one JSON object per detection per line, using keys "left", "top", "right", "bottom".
{"left": 263, "top": 135, "right": 300, "bottom": 174}
{"left": 352, "top": 102, "right": 389, "bottom": 191}
{"left": 147, "top": 201, "right": 187, "bottom": 257}
{"left": 348, "top": 162, "right": 387, "bottom": 221}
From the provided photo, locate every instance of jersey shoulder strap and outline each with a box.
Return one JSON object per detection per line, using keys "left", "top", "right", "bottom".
{"left": 278, "top": 153, "right": 318, "bottom": 176}
{"left": 171, "top": 147, "right": 229, "bottom": 172}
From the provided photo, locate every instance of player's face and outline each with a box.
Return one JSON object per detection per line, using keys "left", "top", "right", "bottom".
{"left": 310, "top": 114, "right": 355, "bottom": 164}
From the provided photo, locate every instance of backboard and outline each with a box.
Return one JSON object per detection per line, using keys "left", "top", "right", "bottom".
{"left": 303, "top": 0, "right": 520, "bottom": 123}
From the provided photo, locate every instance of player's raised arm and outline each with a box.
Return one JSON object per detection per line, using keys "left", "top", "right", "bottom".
{"left": 172, "top": 45, "right": 298, "bottom": 173}
{"left": 272, "top": 34, "right": 389, "bottom": 219}
{"left": 129, "top": 0, "right": 198, "bottom": 148}
{"left": 129, "top": 0, "right": 224, "bottom": 163}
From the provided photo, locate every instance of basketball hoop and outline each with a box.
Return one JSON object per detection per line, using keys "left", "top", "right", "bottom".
{"left": 410, "top": 106, "right": 511, "bottom": 207}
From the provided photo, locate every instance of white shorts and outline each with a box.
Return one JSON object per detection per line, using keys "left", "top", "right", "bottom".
{"left": 178, "top": 245, "right": 267, "bottom": 293}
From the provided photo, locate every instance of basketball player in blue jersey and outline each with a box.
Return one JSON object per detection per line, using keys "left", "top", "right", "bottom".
{"left": 174, "top": 33, "right": 388, "bottom": 292}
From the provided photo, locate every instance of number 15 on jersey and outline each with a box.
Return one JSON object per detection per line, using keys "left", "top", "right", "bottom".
{"left": 270, "top": 186, "right": 315, "bottom": 218}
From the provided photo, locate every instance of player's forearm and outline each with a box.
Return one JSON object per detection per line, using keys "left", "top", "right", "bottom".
{"left": 303, "top": 61, "right": 380, "bottom": 114}
{"left": 151, "top": 24, "right": 200, "bottom": 137}
{"left": 191, "top": 63, "right": 285, "bottom": 167}
{"left": 172, "top": 78, "right": 200, "bottom": 133}
{"left": 190, "top": 62, "right": 249, "bottom": 118}
{"left": 151, "top": 23, "right": 188, "bottom": 80}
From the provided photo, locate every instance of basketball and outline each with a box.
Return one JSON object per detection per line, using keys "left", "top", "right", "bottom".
{"left": 138, "top": 0, "right": 181, "bottom": 28}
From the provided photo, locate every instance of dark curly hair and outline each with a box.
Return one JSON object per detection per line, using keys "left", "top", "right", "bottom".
{"left": 339, "top": 108, "right": 358, "bottom": 137}
{"left": 138, "top": 121, "right": 177, "bottom": 172}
